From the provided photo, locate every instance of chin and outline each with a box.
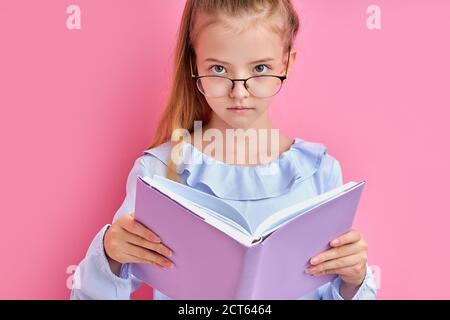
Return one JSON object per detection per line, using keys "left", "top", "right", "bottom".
{"left": 225, "top": 115, "right": 258, "bottom": 127}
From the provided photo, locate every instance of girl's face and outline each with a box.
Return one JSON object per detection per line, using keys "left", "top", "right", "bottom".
{"left": 194, "top": 17, "right": 296, "bottom": 131}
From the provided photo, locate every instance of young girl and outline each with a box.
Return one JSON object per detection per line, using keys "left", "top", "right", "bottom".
{"left": 71, "top": 0, "right": 377, "bottom": 300}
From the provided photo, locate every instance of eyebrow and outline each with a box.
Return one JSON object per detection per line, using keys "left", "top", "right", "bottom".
{"left": 204, "top": 57, "right": 276, "bottom": 65}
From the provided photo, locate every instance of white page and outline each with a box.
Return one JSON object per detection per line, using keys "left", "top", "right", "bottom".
{"left": 143, "top": 175, "right": 253, "bottom": 235}
{"left": 254, "top": 181, "right": 359, "bottom": 238}
{"left": 146, "top": 175, "right": 253, "bottom": 233}
{"left": 142, "top": 178, "right": 256, "bottom": 246}
{"left": 140, "top": 175, "right": 361, "bottom": 247}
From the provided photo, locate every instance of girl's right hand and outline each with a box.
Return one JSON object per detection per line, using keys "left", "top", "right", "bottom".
{"left": 103, "top": 212, "right": 174, "bottom": 272}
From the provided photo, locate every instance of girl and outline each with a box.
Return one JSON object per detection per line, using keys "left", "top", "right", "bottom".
{"left": 71, "top": 0, "right": 377, "bottom": 300}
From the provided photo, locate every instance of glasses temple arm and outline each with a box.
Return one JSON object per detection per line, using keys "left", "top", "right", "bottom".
{"left": 284, "top": 45, "right": 292, "bottom": 78}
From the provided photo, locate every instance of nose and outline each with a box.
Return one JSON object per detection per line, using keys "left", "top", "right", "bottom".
{"left": 229, "top": 80, "right": 250, "bottom": 99}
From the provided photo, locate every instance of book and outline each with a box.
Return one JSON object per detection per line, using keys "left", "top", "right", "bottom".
{"left": 130, "top": 174, "right": 366, "bottom": 300}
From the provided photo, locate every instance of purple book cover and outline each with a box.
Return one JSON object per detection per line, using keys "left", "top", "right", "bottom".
{"left": 131, "top": 177, "right": 365, "bottom": 300}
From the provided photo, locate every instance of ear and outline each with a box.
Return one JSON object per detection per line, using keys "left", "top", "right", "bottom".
{"left": 285, "top": 48, "right": 297, "bottom": 77}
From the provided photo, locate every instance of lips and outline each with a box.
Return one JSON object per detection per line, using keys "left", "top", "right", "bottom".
{"left": 227, "top": 106, "right": 254, "bottom": 110}
{"left": 227, "top": 106, "right": 254, "bottom": 114}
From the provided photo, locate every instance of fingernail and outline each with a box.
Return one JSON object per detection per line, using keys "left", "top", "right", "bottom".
{"left": 331, "top": 239, "right": 339, "bottom": 246}
{"left": 152, "top": 236, "right": 161, "bottom": 243}
{"left": 311, "top": 257, "right": 320, "bottom": 264}
{"left": 307, "top": 267, "right": 317, "bottom": 274}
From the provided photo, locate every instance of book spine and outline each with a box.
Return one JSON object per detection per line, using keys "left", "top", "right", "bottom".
{"left": 234, "top": 243, "right": 264, "bottom": 300}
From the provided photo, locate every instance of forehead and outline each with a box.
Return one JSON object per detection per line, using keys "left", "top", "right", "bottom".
{"left": 194, "top": 19, "right": 284, "bottom": 63}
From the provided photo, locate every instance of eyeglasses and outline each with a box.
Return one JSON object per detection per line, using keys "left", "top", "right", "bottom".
{"left": 190, "top": 46, "right": 291, "bottom": 99}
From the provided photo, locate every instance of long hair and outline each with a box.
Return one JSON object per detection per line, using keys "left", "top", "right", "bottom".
{"left": 147, "top": 0, "right": 301, "bottom": 182}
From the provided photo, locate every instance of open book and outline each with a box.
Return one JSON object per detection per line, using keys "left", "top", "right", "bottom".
{"left": 131, "top": 175, "right": 366, "bottom": 299}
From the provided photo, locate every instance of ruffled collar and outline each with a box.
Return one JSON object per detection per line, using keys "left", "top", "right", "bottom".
{"left": 143, "top": 137, "right": 327, "bottom": 200}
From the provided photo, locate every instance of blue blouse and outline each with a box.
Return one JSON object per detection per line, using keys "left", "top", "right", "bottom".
{"left": 70, "top": 137, "right": 377, "bottom": 300}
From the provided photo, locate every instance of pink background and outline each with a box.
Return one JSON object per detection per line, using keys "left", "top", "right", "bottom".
{"left": 0, "top": 0, "right": 449, "bottom": 299}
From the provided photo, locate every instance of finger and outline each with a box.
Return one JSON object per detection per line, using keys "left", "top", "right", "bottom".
{"left": 310, "top": 242, "right": 360, "bottom": 265}
{"left": 313, "top": 264, "right": 363, "bottom": 277}
{"left": 121, "top": 216, "right": 161, "bottom": 243}
{"left": 124, "top": 242, "right": 174, "bottom": 268}
{"left": 314, "top": 265, "right": 357, "bottom": 276}
{"left": 306, "top": 254, "right": 361, "bottom": 275}
{"left": 122, "top": 253, "right": 166, "bottom": 269}
{"left": 124, "top": 231, "right": 172, "bottom": 258}
{"left": 330, "top": 230, "right": 361, "bottom": 247}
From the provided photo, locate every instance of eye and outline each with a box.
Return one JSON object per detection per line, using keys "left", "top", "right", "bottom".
{"left": 254, "top": 64, "right": 271, "bottom": 74}
{"left": 209, "top": 65, "right": 227, "bottom": 75}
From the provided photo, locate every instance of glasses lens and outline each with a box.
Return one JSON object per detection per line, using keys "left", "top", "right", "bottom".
{"left": 247, "top": 76, "right": 283, "bottom": 98}
{"left": 196, "top": 77, "right": 232, "bottom": 98}
{"left": 196, "top": 76, "right": 283, "bottom": 98}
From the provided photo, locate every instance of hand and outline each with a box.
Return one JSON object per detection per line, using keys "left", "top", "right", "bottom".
{"left": 104, "top": 212, "right": 174, "bottom": 270}
{"left": 306, "top": 229, "right": 368, "bottom": 287}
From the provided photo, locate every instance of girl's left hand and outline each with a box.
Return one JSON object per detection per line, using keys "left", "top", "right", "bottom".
{"left": 306, "top": 229, "right": 368, "bottom": 287}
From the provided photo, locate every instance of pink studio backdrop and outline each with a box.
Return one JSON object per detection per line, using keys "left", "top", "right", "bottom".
{"left": 0, "top": 0, "right": 449, "bottom": 299}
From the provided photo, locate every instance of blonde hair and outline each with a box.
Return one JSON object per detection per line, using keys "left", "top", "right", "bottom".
{"left": 147, "top": 0, "right": 300, "bottom": 183}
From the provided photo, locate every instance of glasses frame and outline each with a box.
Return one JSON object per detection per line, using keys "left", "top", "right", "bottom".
{"left": 190, "top": 46, "right": 292, "bottom": 98}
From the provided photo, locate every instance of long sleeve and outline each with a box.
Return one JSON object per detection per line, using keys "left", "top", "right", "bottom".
{"left": 318, "top": 263, "right": 377, "bottom": 300}
{"left": 313, "top": 158, "right": 377, "bottom": 300}
{"left": 69, "top": 224, "right": 141, "bottom": 299}
{"left": 70, "top": 154, "right": 165, "bottom": 300}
